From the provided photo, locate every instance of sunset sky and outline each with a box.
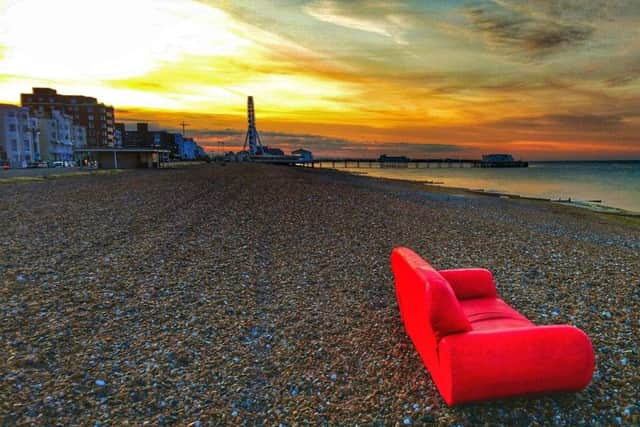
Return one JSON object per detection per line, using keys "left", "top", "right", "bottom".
{"left": 0, "top": 0, "right": 639, "bottom": 159}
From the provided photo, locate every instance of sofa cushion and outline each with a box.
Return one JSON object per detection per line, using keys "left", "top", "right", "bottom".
{"left": 459, "top": 298, "right": 533, "bottom": 331}
{"left": 418, "top": 267, "right": 472, "bottom": 340}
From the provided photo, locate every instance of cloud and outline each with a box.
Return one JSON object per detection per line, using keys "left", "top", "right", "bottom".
{"left": 492, "top": 113, "right": 624, "bottom": 132}
{"left": 465, "top": 5, "right": 593, "bottom": 56}
{"left": 303, "top": 0, "right": 410, "bottom": 44}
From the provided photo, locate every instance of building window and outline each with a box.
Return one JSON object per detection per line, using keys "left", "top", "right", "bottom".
{"left": 11, "top": 140, "right": 17, "bottom": 151}
{"left": 8, "top": 124, "right": 16, "bottom": 131}
{"left": 8, "top": 111, "right": 15, "bottom": 117}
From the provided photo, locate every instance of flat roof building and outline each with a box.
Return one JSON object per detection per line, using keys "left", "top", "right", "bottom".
{"left": 21, "top": 88, "right": 115, "bottom": 147}
{"left": 75, "top": 147, "right": 169, "bottom": 169}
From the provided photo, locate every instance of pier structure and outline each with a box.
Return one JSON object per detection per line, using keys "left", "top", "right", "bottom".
{"left": 309, "top": 158, "right": 528, "bottom": 168}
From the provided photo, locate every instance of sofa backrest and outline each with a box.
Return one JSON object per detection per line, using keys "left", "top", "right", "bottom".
{"left": 391, "top": 247, "right": 471, "bottom": 343}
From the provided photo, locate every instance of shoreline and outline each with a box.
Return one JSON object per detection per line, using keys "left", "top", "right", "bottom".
{"left": 321, "top": 165, "right": 640, "bottom": 222}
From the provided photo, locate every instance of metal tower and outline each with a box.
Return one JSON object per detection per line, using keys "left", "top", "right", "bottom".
{"left": 243, "top": 96, "right": 264, "bottom": 156}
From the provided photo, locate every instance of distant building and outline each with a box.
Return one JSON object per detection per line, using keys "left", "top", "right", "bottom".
{"left": 124, "top": 123, "right": 152, "bottom": 148}
{"left": 151, "top": 131, "right": 177, "bottom": 160}
{"left": 379, "top": 154, "right": 409, "bottom": 168}
{"left": 263, "top": 146, "right": 284, "bottom": 156}
{"left": 114, "top": 122, "right": 126, "bottom": 147}
{"left": 123, "top": 123, "right": 179, "bottom": 159}
{"left": 0, "top": 104, "right": 38, "bottom": 167}
{"left": 21, "top": 88, "right": 115, "bottom": 147}
{"left": 35, "top": 110, "right": 75, "bottom": 163}
{"left": 174, "top": 135, "right": 206, "bottom": 160}
{"left": 292, "top": 148, "right": 313, "bottom": 162}
{"left": 482, "top": 154, "right": 515, "bottom": 163}
{"left": 71, "top": 124, "right": 87, "bottom": 148}
{"left": 178, "top": 137, "right": 197, "bottom": 160}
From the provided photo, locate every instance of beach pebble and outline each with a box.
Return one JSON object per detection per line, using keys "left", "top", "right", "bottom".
{"left": 1, "top": 164, "right": 638, "bottom": 425}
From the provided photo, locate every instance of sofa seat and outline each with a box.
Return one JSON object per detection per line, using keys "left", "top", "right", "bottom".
{"left": 460, "top": 297, "right": 534, "bottom": 331}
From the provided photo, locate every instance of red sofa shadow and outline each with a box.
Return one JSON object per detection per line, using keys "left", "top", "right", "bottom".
{"left": 391, "top": 247, "right": 595, "bottom": 406}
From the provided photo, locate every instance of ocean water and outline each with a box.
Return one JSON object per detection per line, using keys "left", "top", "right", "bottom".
{"left": 335, "top": 161, "right": 640, "bottom": 213}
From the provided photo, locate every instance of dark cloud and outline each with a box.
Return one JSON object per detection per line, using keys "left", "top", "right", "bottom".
{"left": 493, "top": 113, "right": 624, "bottom": 131}
{"left": 466, "top": 6, "right": 593, "bottom": 56}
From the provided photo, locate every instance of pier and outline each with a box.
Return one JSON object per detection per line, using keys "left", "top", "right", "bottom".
{"left": 301, "top": 158, "right": 528, "bottom": 168}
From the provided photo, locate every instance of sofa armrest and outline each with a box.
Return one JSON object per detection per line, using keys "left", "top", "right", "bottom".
{"left": 438, "top": 325, "right": 595, "bottom": 405}
{"left": 438, "top": 268, "right": 497, "bottom": 300}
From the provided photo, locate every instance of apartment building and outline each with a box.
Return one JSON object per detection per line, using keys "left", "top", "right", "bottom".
{"left": 0, "top": 104, "right": 38, "bottom": 167}
{"left": 35, "top": 110, "right": 74, "bottom": 162}
{"left": 21, "top": 88, "right": 115, "bottom": 147}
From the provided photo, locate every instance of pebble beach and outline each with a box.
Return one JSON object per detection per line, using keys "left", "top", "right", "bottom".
{"left": 1, "top": 163, "right": 638, "bottom": 425}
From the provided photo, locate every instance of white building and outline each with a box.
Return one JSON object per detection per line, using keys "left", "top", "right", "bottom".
{"left": 0, "top": 104, "right": 38, "bottom": 167}
{"left": 35, "top": 110, "right": 75, "bottom": 162}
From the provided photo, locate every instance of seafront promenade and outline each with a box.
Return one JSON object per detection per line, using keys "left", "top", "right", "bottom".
{"left": 1, "top": 164, "right": 638, "bottom": 425}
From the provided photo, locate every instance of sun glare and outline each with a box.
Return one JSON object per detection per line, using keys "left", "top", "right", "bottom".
{"left": 0, "top": 0, "right": 248, "bottom": 80}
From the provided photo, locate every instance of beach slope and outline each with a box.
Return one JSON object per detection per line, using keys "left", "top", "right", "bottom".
{"left": 0, "top": 164, "right": 637, "bottom": 425}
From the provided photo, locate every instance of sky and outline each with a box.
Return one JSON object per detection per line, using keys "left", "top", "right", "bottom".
{"left": 0, "top": 0, "right": 639, "bottom": 160}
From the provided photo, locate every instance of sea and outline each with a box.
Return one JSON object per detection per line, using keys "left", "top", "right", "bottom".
{"left": 336, "top": 161, "right": 640, "bottom": 214}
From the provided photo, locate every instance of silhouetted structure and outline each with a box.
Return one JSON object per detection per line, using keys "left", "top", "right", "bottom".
{"left": 243, "top": 96, "right": 264, "bottom": 156}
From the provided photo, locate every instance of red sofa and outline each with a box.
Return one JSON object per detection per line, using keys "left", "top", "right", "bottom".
{"left": 390, "top": 247, "right": 595, "bottom": 405}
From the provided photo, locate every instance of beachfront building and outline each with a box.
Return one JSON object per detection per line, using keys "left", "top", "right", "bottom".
{"left": 177, "top": 136, "right": 197, "bottom": 160}
{"left": 0, "top": 104, "right": 38, "bottom": 167}
{"left": 35, "top": 110, "right": 75, "bottom": 163}
{"left": 152, "top": 131, "right": 177, "bottom": 161}
{"left": 72, "top": 124, "right": 87, "bottom": 148}
{"left": 75, "top": 147, "right": 169, "bottom": 169}
{"left": 21, "top": 88, "right": 115, "bottom": 147}
{"left": 292, "top": 148, "right": 313, "bottom": 162}
{"left": 124, "top": 123, "right": 152, "bottom": 148}
{"left": 124, "top": 123, "right": 178, "bottom": 159}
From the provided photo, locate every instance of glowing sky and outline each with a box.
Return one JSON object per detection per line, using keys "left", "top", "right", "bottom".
{"left": 0, "top": 0, "right": 639, "bottom": 159}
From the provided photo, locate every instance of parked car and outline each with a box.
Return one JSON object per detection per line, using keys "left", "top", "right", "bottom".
{"left": 52, "top": 161, "right": 65, "bottom": 168}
